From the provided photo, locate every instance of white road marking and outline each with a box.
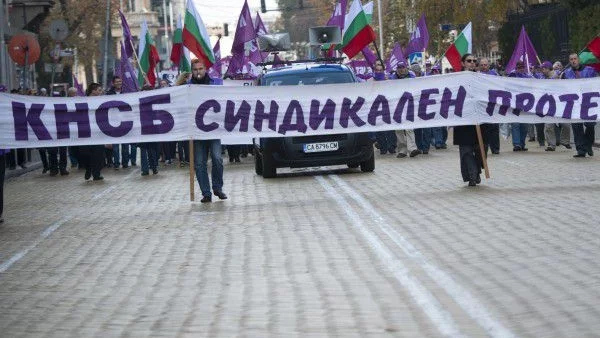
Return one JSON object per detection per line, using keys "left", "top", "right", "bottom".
{"left": 0, "top": 168, "right": 140, "bottom": 274}
{"left": 316, "top": 176, "right": 466, "bottom": 338}
{"left": 329, "top": 174, "right": 517, "bottom": 338}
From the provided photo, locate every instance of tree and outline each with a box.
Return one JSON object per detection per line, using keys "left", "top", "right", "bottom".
{"left": 39, "top": 0, "right": 120, "bottom": 88}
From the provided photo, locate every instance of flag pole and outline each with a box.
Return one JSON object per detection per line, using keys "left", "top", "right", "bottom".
{"left": 376, "top": 0, "right": 384, "bottom": 55}
{"left": 128, "top": 40, "right": 151, "bottom": 85}
{"left": 372, "top": 41, "right": 385, "bottom": 71}
{"left": 475, "top": 125, "right": 490, "bottom": 179}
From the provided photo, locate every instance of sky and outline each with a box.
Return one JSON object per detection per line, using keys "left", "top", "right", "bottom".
{"left": 192, "top": 0, "right": 280, "bottom": 26}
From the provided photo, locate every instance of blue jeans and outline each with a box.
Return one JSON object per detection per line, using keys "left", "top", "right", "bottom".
{"left": 511, "top": 123, "right": 528, "bottom": 148}
{"left": 140, "top": 143, "right": 159, "bottom": 173}
{"left": 112, "top": 144, "right": 137, "bottom": 167}
{"left": 194, "top": 140, "right": 224, "bottom": 197}
{"left": 414, "top": 128, "right": 432, "bottom": 152}
{"left": 432, "top": 127, "right": 446, "bottom": 147}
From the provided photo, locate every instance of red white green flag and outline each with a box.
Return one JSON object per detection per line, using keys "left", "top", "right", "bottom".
{"left": 182, "top": 0, "right": 215, "bottom": 68}
{"left": 580, "top": 35, "right": 600, "bottom": 71}
{"left": 444, "top": 22, "right": 472, "bottom": 71}
{"left": 341, "top": 0, "right": 376, "bottom": 59}
{"left": 138, "top": 20, "right": 161, "bottom": 87}
{"left": 170, "top": 16, "right": 191, "bottom": 72}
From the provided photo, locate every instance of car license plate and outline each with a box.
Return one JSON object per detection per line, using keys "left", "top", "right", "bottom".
{"left": 303, "top": 141, "right": 339, "bottom": 153}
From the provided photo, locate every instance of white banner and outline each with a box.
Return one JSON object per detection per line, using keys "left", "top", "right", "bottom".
{"left": 1, "top": 72, "right": 599, "bottom": 148}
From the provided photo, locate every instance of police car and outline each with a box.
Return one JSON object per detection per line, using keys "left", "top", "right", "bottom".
{"left": 253, "top": 62, "right": 374, "bottom": 178}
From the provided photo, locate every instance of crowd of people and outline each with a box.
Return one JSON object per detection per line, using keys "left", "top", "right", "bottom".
{"left": 0, "top": 53, "right": 597, "bottom": 222}
{"left": 369, "top": 52, "right": 597, "bottom": 186}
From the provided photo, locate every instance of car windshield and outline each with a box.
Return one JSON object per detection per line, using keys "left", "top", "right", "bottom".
{"left": 265, "top": 71, "right": 354, "bottom": 86}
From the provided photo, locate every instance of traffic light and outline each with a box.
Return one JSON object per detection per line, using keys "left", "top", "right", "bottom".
{"left": 223, "top": 23, "right": 229, "bottom": 36}
{"left": 261, "top": 0, "right": 266, "bottom": 13}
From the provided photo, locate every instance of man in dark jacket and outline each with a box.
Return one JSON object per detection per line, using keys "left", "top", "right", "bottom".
{"left": 189, "top": 59, "right": 227, "bottom": 203}
{"left": 453, "top": 54, "right": 488, "bottom": 186}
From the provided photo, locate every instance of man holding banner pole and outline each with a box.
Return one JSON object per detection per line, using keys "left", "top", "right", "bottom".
{"left": 189, "top": 58, "right": 227, "bottom": 203}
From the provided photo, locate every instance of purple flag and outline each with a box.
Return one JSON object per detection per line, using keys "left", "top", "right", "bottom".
{"left": 385, "top": 42, "right": 406, "bottom": 70}
{"left": 209, "top": 38, "right": 222, "bottom": 78}
{"left": 327, "top": 0, "right": 347, "bottom": 29}
{"left": 231, "top": 0, "right": 256, "bottom": 54}
{"left": 505, "top": 26, "right": 540, "bottom": 74}
{"left": 118, "top": 9, "right": 134, "bottom": 58}
{"left": 254, "top": 12, "right": 270, "bottom": 61}
{"left": 117, "top": 41, "right": 139, "bottom": 93}
{"left": 255, "top": 12, "right": 268, "bottom": 36}
{"left": 405, "top": 13, "right": 429, "bottom": 56}
{"left": 347, "top": 60, "right": 373, "bottom": 80}
{"left": 226, "top": 52, "right": 245, "bottom": 78}
{"left": 361, "top": 47, "right": 377, "bottom": 67}
{"left": 248, "top": 39, "right": 265, "bottom": 65}
{"left": 73, "top": 76, "right": 85, "bottom": 96}
{"left": 226, "top": 53, "right": 260, "bottom": 79}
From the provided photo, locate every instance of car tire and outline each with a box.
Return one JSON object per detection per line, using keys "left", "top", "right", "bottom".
{"left": 360, "top": 153, "right": 375, "bottom": 172}
{"left": 347, "top": 163, "right": 359, "bottom": 169}
{"left": 254, "top": 149, "right": 263, "bottom": 175}
{"left": 262, "top": 149, "right": 277, "bottom": 178}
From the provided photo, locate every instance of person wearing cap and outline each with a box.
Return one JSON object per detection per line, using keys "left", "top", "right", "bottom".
{"left": 390, "top": 61, "right": 415, "bottom": 79}
{"left": 562, "top": 52, "right": 598, "bottom": 157}
{"left": 478, "top": 58, "right": 500, "bottom": 154}
{"left": 539, "top": 61, "right": 571, "bottom": 152}
{"left": 389, "top": 62, "right": 419, "bottom": 158}
{"left": 508, "top": 60, "right": 533, "bottom": 151}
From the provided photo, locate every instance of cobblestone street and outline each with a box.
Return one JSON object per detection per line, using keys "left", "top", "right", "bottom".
{"left": 1, "top": 140, "right": 600, "bottom": 337}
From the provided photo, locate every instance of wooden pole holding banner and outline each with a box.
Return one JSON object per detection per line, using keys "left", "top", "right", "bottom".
{"left": 189, "top": 138, "right": 195, "bottom": 201}
{"left": 475, "top": 125, "right": 490, "bottom": 179}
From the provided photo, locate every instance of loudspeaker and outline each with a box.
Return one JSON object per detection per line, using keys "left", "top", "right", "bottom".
{"left": 309, "top": 26, "right": 342, "bottom": 46}
{"left": 257, "top": 33, "right": 291, "bottom": 52}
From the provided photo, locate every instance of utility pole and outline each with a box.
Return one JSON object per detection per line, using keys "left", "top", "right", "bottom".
{"left": 162, "top": 0, "right": 169, "bottom": 67}
{"left": 102, "top": 0, "right": 111, "bottom": 89}
{"left": 377, "top": 0, "right": 384, "bottom": 55}
{"left": 0, "top": 0, "right": 7, "bottom": 86}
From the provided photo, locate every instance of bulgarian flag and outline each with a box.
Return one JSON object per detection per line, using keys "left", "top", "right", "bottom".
{"left": 341, "top": 0, "right": 376, "bottom": 59}
{"left": 444, "top": 22, "right": 472, "bottom": 71}
{"left": 170, "top": 16, "right": 191, "bottom": 72}
{"left": 183, "top": 0, "right": 215, "bottom": 68}
{"left": 579, "top": 35, "right": 600, "bottom": 72}
{"left": 138, "top": 20, "right": 161, "bottom": 87}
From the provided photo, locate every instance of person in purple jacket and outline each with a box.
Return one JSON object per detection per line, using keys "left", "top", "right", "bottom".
{"left": 562, "top": 53, "right": 598, "bottom": 157}
{"left": 0, "top": 148, "right": 6, "bottom": 223}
